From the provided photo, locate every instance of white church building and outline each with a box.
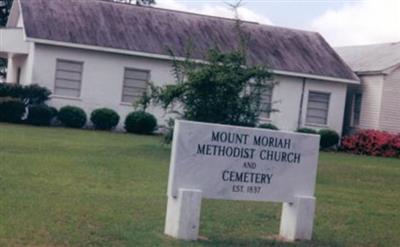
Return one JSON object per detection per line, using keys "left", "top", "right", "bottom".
{"left": 336, "top": 42, "right": 400, "bottom": 134}
{"left": 0, "top": 0, "right": 359, "bottom": 133}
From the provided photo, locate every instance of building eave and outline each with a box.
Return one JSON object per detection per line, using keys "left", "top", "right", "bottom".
{"left": 272, "top": 69, "right": 359, "bottom": 84}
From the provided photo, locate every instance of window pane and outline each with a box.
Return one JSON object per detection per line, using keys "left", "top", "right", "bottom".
{"left": 54, "top": 60, "right": 83, "bottom": 97}
{"left": 55, "top": 79, "right": 81, "bottom": 90}
{"left": 125, "top": 69, "right": 149, "bottom": 80}
{"left": 122, "top": 68, "right": 149, "bottom": 103}
{"left": 306, "top": 92, "right": 330, "bottom": 125}
{"left": 57, "top": 61, "right": 83, "bottom": 72}
{"left": 353, "top": 93, "right": 362, "bottom": 126}
{"left": 259, "top": 87, "right": 273, "bottom": 119}
{"left": 124, "top": 78, "right": 147, "bottom": 89}
{"left": 56, "top": 70, "right": 82, "bottom": 81}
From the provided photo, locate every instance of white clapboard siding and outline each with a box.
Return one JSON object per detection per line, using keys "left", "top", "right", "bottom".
{"left": 379, "top": 67, "right": 400, "bottom": 133}
{"left": 306, "top": 91, "right": 330, "bottom": 125}
{"left": 121, "top": 68, "right": 149, "bottom": 103}
{"left": 54, "top": 59, "right": 83, "bottom": 97}
{"left": 358, "top": 75, "right": 384, "bottom": 130}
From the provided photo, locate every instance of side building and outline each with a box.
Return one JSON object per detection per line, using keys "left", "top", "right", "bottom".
{"left": 0, "top": 0, "right": 358, "bottom": 133}
{"left": 336, "top": 42, "right": 400, "bottom": 134}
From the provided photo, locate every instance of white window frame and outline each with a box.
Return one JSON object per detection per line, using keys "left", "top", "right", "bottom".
{"left": 305, "top": 91, "right": 331, "bottom": 126}
{"left": 53, "top": 59, "right": 84, "bottom": 99}
{"left": 121, "top": 67, "right": 150, "bottom": 104}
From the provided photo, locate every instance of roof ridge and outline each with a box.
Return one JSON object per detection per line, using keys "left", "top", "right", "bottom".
{"left": 96, "top": 0, "right": 260, "bottom": 24}
{"left": 336, "top": 41, "right": 400, "bottom": 49}
{"left": 95, "top": 0, "right": 320, "bottom": 35}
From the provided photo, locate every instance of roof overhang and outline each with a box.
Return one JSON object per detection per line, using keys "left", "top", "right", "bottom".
{"left": 27, "top": 37, "right": 360, "bottom": 85}
{"left": 355, "top": 63, "right": 400, "bottom": 76}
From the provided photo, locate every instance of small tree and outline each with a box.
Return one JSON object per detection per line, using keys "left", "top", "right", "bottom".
{"left": 141, "top": 49, "right": 274, "bottom": 127}
{"left": 138, "top": 2, "right": 275, "bottom": 129}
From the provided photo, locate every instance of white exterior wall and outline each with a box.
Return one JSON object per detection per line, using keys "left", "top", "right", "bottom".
{"left": 268, "top": 75, "right": 303, "bottom": 131}
{"left": 17, "top": 15, "right": 23, "bottom": 28}
{"left": 269, "top": 76, "right": 347, "bottom": 134}
{"left": 5, "top": 43, "right": 34, "bottom": 85}
{"left": 247, "top": 76, "right": 347, "bottom": 134}
{"left": 302, "top": 79, "right": 347, "bottom": 134}
{"left": 379, "top": 67, "right": 400, "bottom": 133}
{"left": 357, "top": 75, "right": 384, "bottom": 130}
{"left": 32, "top": 44, "right": 176, "bottom": 127}
{"left": 13, "top": 43, "right": 349, "bottom": 133}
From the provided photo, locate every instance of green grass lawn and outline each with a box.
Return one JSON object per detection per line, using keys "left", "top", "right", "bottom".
{"left": 0, "top": 123, "right": 399, "bottom": 247}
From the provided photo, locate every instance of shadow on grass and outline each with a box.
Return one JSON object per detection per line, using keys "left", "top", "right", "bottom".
{"left": 194, "top": 237, "right": 344, "bottom": 247}
{"left": 161, "top": 234, "right": 344, "bottom": 247}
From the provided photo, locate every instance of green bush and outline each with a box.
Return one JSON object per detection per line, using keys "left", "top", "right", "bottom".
{"left": 26, "top": 104, "right": 56, "bottom": 126}
{"left": 139, "top": 49, "right": 274, "bottom": 127}
{"left": 0, "top": 83, "right": 24, "bottom": 98}
{"left": 58, "top": 106, "right": 87, "bottom": 128}
{"left": 125, "top": 111, "right": 157, "bottom": 134}
{"left": 319, "top": 129, "right": 340, "bottom": 149}
{"left": 258, "top": 123, "right": 279, "bottom": 130}
{"left": 49, "top": 107, "right": 58, "bottom": 119}
{"left": 0, "top": 83, "right": 51, "bottom": 105}
{"left": 296, "top": 128, "right": 318, "bottom": 135}
{"left": 0, "top": 97, "right": 26, "bottom": 123}
{"left": 90, "top": 108, "right": 120, "bottom": 130}
{"left": 23, "top": 84, "right": 52, "bottom": 105}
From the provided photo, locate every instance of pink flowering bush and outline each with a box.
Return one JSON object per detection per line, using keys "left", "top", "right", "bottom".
{"left": 341, "top": 130, "right": 400, "bottom": 158}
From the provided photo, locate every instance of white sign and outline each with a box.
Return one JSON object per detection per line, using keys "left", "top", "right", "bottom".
{"left": 165, "top": 120, "right": 320, "bottom": 241}
{"left": 167, "top": 120, "right": 320, "bottom": 203}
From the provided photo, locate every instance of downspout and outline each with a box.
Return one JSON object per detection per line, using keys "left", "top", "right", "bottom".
{"left": 297, "top": 78, "right": 306, "bottom": 129}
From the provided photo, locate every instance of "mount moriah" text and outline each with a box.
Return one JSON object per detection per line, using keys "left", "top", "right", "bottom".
{"left": 196, "top": 131, "right": 301, "bottom": 164}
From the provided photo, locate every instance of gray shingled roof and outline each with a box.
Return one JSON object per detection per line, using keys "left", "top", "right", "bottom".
{"left": 335, "top": 42, "right": 400, "bottom": 73}
{"left": 18, "top": 0, "right": 358, "bottom": 81}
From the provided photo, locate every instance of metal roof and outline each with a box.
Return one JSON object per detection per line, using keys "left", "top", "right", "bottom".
{"left": 17, "top": 0, "right": 358, "bottom": 81}
{"left": 335, "top": 42, "right": 400, "bottom": 74}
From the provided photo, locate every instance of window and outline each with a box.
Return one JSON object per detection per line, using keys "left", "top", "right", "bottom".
{"left": 259, "top": 87, "right": 273, "bottom": 119}
{"left": 306, "top": 91, "right": 330, "bottom": 125}
{"left": 54, "top": 59, "right": 83, "bottom": 97}
{"left": 352, "top": 93, "right": 362, "bottom": 127}
{"left": 121, "top": 68, "right": 149, "bottom": 103}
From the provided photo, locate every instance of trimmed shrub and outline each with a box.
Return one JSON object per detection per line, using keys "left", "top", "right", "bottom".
{"left": 0, "top": 83, "right": 51, "bottom": 105}
{"left": 319, "top": 129, "right": 340, "bottom": 149}
{"left": 90, "top": 108, "right": 120, "bottom": 130}
{"left": 58, "top": 106, "right": 87, "bottom": 128}
{"left": 258, "top": 123, "right": 279, "bottom": 130}
{"left": 0, "top": 97, "right": 25, "bottom": 123}
{"left": 296, "top": 128, "right": 318, "bottom": 135}
{"left": 125, "top": 111, "right": 157, "bottom": 134}
{"left": 49, "top": 107, "right": 58, "bottom": 118}
{"left": 0, "top": 83, "right": 24, "bottom": 98}
{"left": 26, "top": 104, "right": 56, "bottom": 126}
{"left": 23, "top": 84, "right": 51, "bottom": 105}
{"left": 341, "top": 129, "right": 400, "bottom": 157}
